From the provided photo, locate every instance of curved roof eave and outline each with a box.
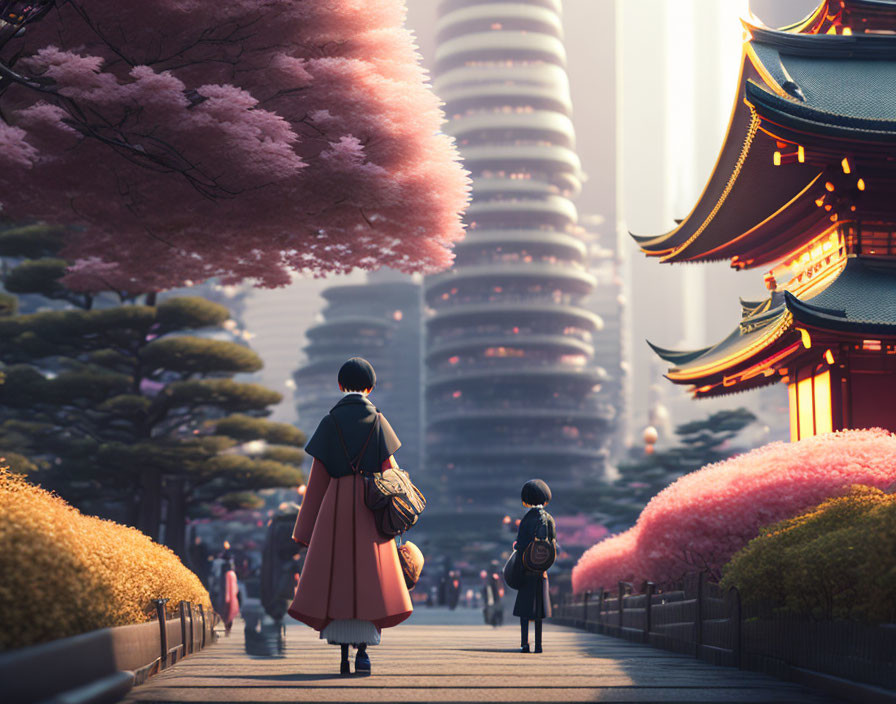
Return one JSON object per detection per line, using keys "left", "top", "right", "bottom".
{"left": 664, "top": 307, "right": 794, "bottom": 382}
{"left": 632, "top": 50, "right": 761, "bottom": 257}
{"left": 633, "top": 41, "right": 829, "bottom": 263}
{"left": 747, "top": 81, "right": 896, "bottom": 145}
{"left": 688, "top": 171, "right": 828, "bottom": 267}
{"left": 785, "top": 257, "right": 896, "bottom": 334}
{"left": 646, "top": 340, "right": 715, "bottom": 365}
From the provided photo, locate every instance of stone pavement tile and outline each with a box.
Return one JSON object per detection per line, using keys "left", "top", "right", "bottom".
{"left": 123, "top": 614, "right": 842, "bottom": 704}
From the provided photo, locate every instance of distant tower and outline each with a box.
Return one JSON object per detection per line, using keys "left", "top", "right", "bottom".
{"left": 424, "top": 0, "right": 610, "bottom": 545}
{"left": 293, "top": 272, "right": 423, "bottom": 471}
{"left": 579, "top": 214, "right": 628, "bottom": 459}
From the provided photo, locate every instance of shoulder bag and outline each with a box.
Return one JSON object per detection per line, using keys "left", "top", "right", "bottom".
{"left": 330, "top": 411, "right": 426, "bottom": 537}
{"left": 521, "top": 510, "right": 557, "bottom": 573}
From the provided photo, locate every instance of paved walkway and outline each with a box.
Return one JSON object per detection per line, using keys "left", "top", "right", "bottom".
{"left": 123, "top": 608, "right": 841, "bottom": 703}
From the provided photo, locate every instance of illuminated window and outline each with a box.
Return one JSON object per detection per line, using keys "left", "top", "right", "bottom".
{"left": 484, "top": 347, "right": 525, "bottom": 358}
{"left": 797, "top": 376, "right": 814, "bottom": 439}
{"left": 791, "top": 368, "right": 834, "bottom": 441}
{"left": 814, "top": 371, "right": 833, "bottom": 435}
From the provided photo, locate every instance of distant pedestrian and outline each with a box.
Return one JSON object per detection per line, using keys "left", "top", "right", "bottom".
{"left": 511, "top": 479, "right": 558, "bottom": 653}
{"left": 288, "top": 358, "right": 414, "bottom": 676}
{"left": 447, "top": 570, "right": 461, "bottom": 610}
{"left": 222, "top": 559, "right": 240, "bottom": 636}
{"left": 482, "top": 570, "right": 504, "bottom": 627}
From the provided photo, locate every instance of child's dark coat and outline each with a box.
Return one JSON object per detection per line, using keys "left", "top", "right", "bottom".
{"left": 512, "top": 507, "right": 556, "bottom": 619}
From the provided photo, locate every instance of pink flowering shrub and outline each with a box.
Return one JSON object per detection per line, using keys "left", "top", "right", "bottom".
{"left": 571, "top": 528, "right": 641, "bottom": 594}
{"left": 572, "top": 429, "right": 896, "bottom": 593}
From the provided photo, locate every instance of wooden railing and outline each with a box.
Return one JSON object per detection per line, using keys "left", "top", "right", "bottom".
{"left": 0, "top": 600, "right": 219, "bottom": 704}
{"left": 553, "top": 573, "right": 896, "bottom": 699}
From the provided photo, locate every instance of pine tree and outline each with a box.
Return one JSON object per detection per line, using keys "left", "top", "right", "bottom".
{"left": 597, "top": 408, "right": 757, "bottom": 531}
{"left": 0, "top": 223, "right": 305, "bottom": 555}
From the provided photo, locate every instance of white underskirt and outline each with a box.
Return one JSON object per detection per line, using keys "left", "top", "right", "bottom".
{"left": 321, "top": 619, "right": 381, "bottom": 646}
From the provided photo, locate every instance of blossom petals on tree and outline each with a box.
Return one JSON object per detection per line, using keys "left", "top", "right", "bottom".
{"left": 0, "top": 123, "right": 38, "bottom": 169}
{"left": 0, "top": 0, "right": 470, "bottom": 291}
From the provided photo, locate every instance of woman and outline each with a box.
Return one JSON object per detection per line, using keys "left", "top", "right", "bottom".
{"left": 288, "top": 358, "right": 412, "bottom": 676}
{"left": 512, "top": 479, "right": 557, "bottom": 653}
{"left": 222, "top": 559, "right": 240, "bottom": 636}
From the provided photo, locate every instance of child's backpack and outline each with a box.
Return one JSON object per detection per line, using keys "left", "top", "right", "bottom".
{"left": 522, "top": 510, "right": 557, "bottom": 572}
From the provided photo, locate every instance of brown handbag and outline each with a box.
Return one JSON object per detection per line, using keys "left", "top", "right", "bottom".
{"left": 330, "top": 412, "right": 426, "bottom": 537}
{"left": 397, "top": 540, "right": 424, "bottom": 590}
{"left": 521, "top": 511, "right": 557, "bottom": 573}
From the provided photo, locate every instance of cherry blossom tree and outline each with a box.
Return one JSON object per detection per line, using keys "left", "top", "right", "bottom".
{"left": 0, "top": 0, "right": 469, "bottom": 291}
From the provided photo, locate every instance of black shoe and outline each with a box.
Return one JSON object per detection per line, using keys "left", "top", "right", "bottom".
{"left": 340, "top": 644, "right": 350, "bottom": 675}
{"left": 355, "top": 650, "right": 371, "bottom": 675}
{"left": 519, "top": 644, "right": 530, "bottom": 653}
{"left": 534, "top": 645, "right": 543, "bottom": 653}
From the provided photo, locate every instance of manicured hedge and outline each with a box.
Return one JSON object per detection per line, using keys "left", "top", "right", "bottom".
{"left": 721, "top": 486, "right": 896, "bottom": 623}
{"left": 0, "top": 468, "right": 211, "bottom": 650}
{"left": 573, "top": 430, "right": 896, "bottom": 593}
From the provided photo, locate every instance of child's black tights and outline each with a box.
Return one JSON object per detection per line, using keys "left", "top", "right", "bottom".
{"left": 520, "top": 618, "right": 542, "bottom": 648}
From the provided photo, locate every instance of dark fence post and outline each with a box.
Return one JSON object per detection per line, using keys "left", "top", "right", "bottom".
{"left": 728, "top": 586, "right": 742, "bottom": 668}
{"left": 645, "top": 582, "right": 655, "bottom": 644}
{"left": 597, "top": 587, "right": 605, "bottom": 632}
{"left": 618, "top": 581, "right": 625, "bottom": 630}
{"left": 198, "top": 603, "right": 206, "bottom": 649}
{"left": 695, "top": 572, "right": 705, "bottom": 658}
{"left": 153, "top": 598, "right": 169, "bottom": 669}
{"left": 583, "top": 590, "right": 591, "bottom": 624}
{"left": 187, "top": 602, "right": 195, "bottom": 654}
{"left": 179, "top": 601, "right": 189, "bottom": 658}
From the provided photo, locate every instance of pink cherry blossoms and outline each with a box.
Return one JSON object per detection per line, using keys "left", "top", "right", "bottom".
{"left": 0, "top": 0, "right": 470, "bottom": 291}
{"left": 572, "top": 429, "right": 896, "bottom": 593}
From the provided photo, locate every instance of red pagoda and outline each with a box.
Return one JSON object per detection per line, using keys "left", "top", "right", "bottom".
{"left": 636, "top": 0, "right": 896, "bottom": 441}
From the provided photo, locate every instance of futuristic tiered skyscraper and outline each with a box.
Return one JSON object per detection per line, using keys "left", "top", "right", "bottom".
{"left": 293, "top": 272, "right": 423, "bottom": 473}
{"left": 423, "top": 0, "right": 611, "bottom": 545}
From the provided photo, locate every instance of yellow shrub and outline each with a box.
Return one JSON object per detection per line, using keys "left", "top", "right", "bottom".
{"left": 0, "top": 468, "right": 211, "bottom": 650}
{"left": 721, "top": 486, "right": 896, "bottom": 623}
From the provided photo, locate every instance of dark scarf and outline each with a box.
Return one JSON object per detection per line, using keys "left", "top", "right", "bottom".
{"left": 304, "top": 395, "right": 401, "bottom": 478}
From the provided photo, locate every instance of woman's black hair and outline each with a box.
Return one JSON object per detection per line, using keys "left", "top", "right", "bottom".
{"left": 338, "top": 357, "right": 376, "bottom": 392}
{"left": 521, "top": 478, "right": 551, "bottom": 506}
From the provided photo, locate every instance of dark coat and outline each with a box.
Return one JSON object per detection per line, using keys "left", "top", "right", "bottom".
{"left": 288, "top": 394, "right": 412, "bottom": 631}
{"left": 304, "top": 394, "right": 401, "bottom": 478}
{"left": 512, "top": 507, "right": 556, "bottom": 620}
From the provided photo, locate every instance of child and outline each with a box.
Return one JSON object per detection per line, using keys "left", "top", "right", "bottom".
{"left": 512, "top": 479, "right": 557, "bottom": 653}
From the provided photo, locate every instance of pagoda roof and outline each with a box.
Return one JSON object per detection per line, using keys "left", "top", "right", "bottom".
{"left": 651, "top": 257, "right": 896, "bottom": 396}
{"left": 634, "top": 10, "right": 896, "bottom": 267}
{"left": 786, "top": 256, "right": 896, "bottom": 333}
